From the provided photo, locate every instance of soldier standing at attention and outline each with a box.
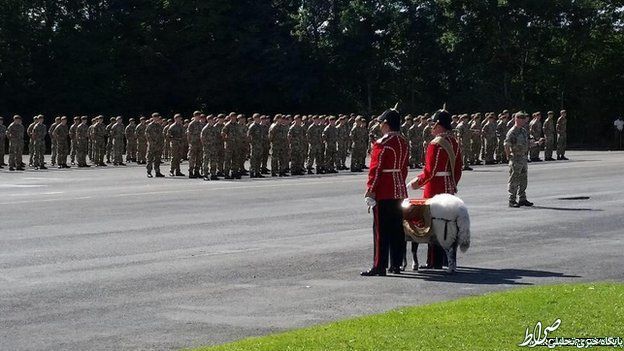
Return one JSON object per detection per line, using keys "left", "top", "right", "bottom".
{"left": 236, "top": 114, "right": 248, "bottom": 176}
{"left": 146, "top": 113, "right": 165, "bottom": 178}
{"left": 456, "top": 114, "right": 473, "bottom": 171}
{"left": 125, "top": 118, "right": 137, "bottom": 163}
{"left": 469, "top": 113, "right": 483, "bottom": 165}
{"left": 402, "top": 115, "right": 413, "bottom": 137}
{"left": 6, "top": 115, "right": 25, "bottom": 171}
{"left": 247, "top": 113, "right": 264, "bottom": 178}
{"left": 201, "top": 115, "right": 218, "bottom": 181}
{"left": 53, "top": 116, "right": 70, "bottom": 168}
{"left": 167, "top": 114, "right": 185, "bottom": 177}
{"left": 543, "top": 111, "right": 556, "bottom": 161}
{"left": 368, "top": 119, "right": 382, "bottom": 156}
{"left": 69, "top": 116, "right": 79, "bottom": 165}
{"left": 496, "top": 111, "right": 510, "bottom": 164}
{"left": 362, "top": 108, "right": 409, "bottom": 276}
{"left": 306, "top": 116, "right": 324, "bottom": 174}
{"left": 529, "top": 112, "right": 543, "bottom": 162}
{"left": 49, "top": 116, "right": 60, "bottom": 166}
{"left": 222, "top": 113, "right": 240, "bottom": 179}
{"left": 110, "top": 116, "right": 125, "bottom": 166}
{"left": 31, "top": 115, "right": 47, "bottom": 169}
{"left": 556, "top": 110, "right": 568, "bottom": 160}
{"left": 105, "top": 117, "right": 115, "bottom": 164}
{"left": 0, "top": 117, "right": 5, "bottom": 167}
{"left": 505, "top": 112, "right": 544, "bottom": 208}
{"left": 26, "top": 118, "right": 37, "bottom": 167}
{"left": 336, "top": 117, "right": 349, "bottom": 171}
{"left": 182, "top": 118, "right": 190, "bottom": 161}
{"left": 162, "top": 119, "right": 172, "bottom": 161}
{"left": 322, "top": 116, "right": 338, "bottom": 173}
{"left": 260, "top": 115, "right": 271, "bottom": 174}
{"left": 349, "top": 116, "right": 367, "bottom": 172}
{"left": 288, "top": 115, "right": 306, "bottom": 175}
{"left": 482, "top": 113, "right": 498, "bottom": 164}
{"left": 88, "top": 117, "right": 95, "bottom": 163}
{"left": 186, "top": 111, "right": 203, "bottom": 178}
{"left": 75, "top": 116, "right": 90, "bottom": 167}
{"left": 93, "top": 116, "right": 107, "bottom": 166}
{"left": 269, "top": 114, "right": 288, "bottom": 177}
{"left": 135, "top": 117, "right": 147, "bottom": 164}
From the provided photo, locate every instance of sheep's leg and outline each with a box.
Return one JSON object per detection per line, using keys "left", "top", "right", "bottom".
{"left": 445, "top": 245, "right": 456, "bottom": 274}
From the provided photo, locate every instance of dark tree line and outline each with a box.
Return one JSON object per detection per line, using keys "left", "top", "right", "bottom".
{"left": 1, "top": 0, "right": 623, "bottom": 146}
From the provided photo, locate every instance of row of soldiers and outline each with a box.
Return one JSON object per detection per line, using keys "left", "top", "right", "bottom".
{"left": 1, "top": 109, "right": 568, "bottom": 175}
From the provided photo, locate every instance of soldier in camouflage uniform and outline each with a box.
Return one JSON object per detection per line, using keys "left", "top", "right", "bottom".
{"left": 543, "top": 111, "right": 556, "bottom": 161}
{"left": 260, "top": 115, "right": 271, "bottom": 174}
{"left": 26, "top": 118, "right": 37, "bottom": 167}
{"left": 69, "top": 116, "right": 79, "bottom": 165}
{"left": 88, "top": 117, "right": 96, "bottom": 163}
{"left": 0, "top": 117, "right": 5, "bottom": 167}
{"left": 469, "top": 113, "right": 483, "bottom": 165}
{"left": 105, "top": 117, "right": 115, "bottom": 164}
{"left": 186, "top": 111, "right": 203, "bottom": 178}
{"left": 306, "top": 116, "right": 324, "bottom": 174}
{"left": 135, "top": 117, "right": 147, "bottom": 164}
{"left": 162, "top": 119, "right": 172, "bottom": 161}
{"left": 222, "top": 113, "right": 241, "bottom": 179}
{"left": 201, "top": 115, "right": 219, "bottom": 180}
{"left": 556, "top": 110, "right": 568, "bottom": 160}
{"left": 368, "top": 120, "right": 382, "bottom": 157}
{"left": 146, "top": 113, "right": 165, "bottom": 177}
{"left": 528, "top": 112, "right": 543, "bottom": 162}
{"left": 336, "top": 117, "right": 349, "bottom": 170}
{"left": 31, "top": 115, "right": 47, "bottom": 169}
{"left": 236, "top": 114, "right": 249, "bottom": 175}
{"left": 125, "top": 118, "right": 137, "bottom": 163}
{"left": 75, "top": 116, "right": 90, "bottom": 167}
{"left": 408, "top": 117, "right": 424, "bottom": 169}
{"left": 482, "top": 113, "right": 498, "bottom": 164}
{"left": 456, "top": 114, "right": 473, "bottom": 171}
{"left": 269, "top": 114, "right": 288, "bottom": 177}
{"left": 247, "top": 113, "right": 265, "bottom": 178}
{"left": 6, "top": 115, "right": 25, "bottom": 171}
{"left": 349, "top": 116, "right": 367, "bottom": 172}
{"left": 288, "top": 115, "right": 306, "bottom": 175}
{"left": 53, "top": 116, "right": 70, "bottom": 168}
{"left": 49, "top": 116, "right": 60, "bottom": 166}
{"left": 496, "top": 111, "right": 510, "bottom": 163}
{"left": 167, "top": 114, "right": 185, "bottom": 177}
{"left": 505, "top": 112, "right": 544, "bottom": 207}
{"left": 110, "top": 116, "right": 125, "bottom": 166}
{"left": 93, "top": 116, "right": 108, "bottom": 167}
{"left": 322, "top": 116, "right": 338, "bottom": 173}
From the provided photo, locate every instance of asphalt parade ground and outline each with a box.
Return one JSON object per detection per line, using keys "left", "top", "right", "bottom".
{"left": 1, "top": 151, "right": 623, "bottom": 351}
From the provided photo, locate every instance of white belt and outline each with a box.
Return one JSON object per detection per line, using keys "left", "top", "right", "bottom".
{"left": 382, "top": 169, "right": 401, "bottom": 173}
{"left": 435, "top": 172, "right": 450, "bottom": 176}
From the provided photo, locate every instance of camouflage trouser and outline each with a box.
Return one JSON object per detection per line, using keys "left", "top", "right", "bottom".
{"left": 202, "top": 146, "right": 218, "bottom": 176}
{"left": 261, "top": 143, "right": 269, "bottom": 170}
{"left": 76, "top": 140, "right": 88, "bottom": 166}
{"left": 290, "top": 145, "right": 304, "bottom": 173}
{"left": 216, "top": 147, "right": 225, "bottom": 173}
{"left": 28, "top": 139, "right": 34, "bottom": 165}
{"left": 557, "top": 134, "right": 566, "bottom": 157}
{"left": 146, "top": 144, "right": 162, "bottom": 173}
{"left": 0, "top": 137, "right": 6, "bottom": 164}
{"left": 224, "top": 144, "right": 241, "bottom": 176}
{"left": 170, "top": 141, "right": 183, "bottom": 173}
{"left": 113, "top": 137, "right": 124, "bottom": 164}
{"left": 163, "top": 139, "right": 170, "bottom": 160}
{"left": 88, "top": 139, "right": 93, "bottom": 161}
{"left": 508, "top": 158, "right": 528, "bottom": 202}
{"left": 8, "top": 139, "right": 23, "bottom": 168}
{"left": 137, "top": 139, "right": 147, "bottom": 163}
{"left": 470, "top": 139, "right": 481, "bottom": 163}
{"left": 461, "top": 142, "right": 471, "bottom": 166}
{"left": 337, "top": 142, "right": 348, "bottom": 168}
{"left": 497, "top": 138, "right": 507, "bottom": 163}
{"left": 236, "top": 144, "right": 246, "bottom": 172}
{"left": 324, "top": 145, "right": 337, "bottom": 171}
{"left": 32, "top": 139, "right": 45, "bottom": 167}
{"left": 306, "top": 145, "right": 324, "bottom": 170}
{"left": 106, "top": 138, "right": 112, "bottom": 162}
{"left": 57, "top": 141, "right": 69, "bottom": 166}
{"left": 126, "top": 139, "right": 137, "bottom": 162}
{"left": 484, "top": 137, "right": 497, "bottom": 162}
{"left": 544, "top": 137, "right": 555, "bottom": 159}
{"left": 410, "top": 141, "right": 423, "bottom": 166}
{"left": 94, "top": 140, "right": 106, "bottom": 165}
{"left": 50, "top": 139, "right": 57, "bottom": 165}
{"left": 351, "top": 144, "right": 366, "bottom": 170}
{"left": 529, "top": 142, "right": 541, "bottom": 160}
{"left": 70, "top": 139, "right": 76, "bottom": 163}
{"left": 250, "top": 143, "right": 263, "bottom": 174}
{"left": 188, "top": 145, "right": 202, "bottom": 173}
{"left": 271, "top": 145, "right": 288, "bottom": 173}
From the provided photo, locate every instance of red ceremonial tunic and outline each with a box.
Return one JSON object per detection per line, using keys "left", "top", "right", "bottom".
{"left": 366, "top": 132, "right": 410, "bottom": 200}
{"left": 415, "top": 132, "right": 463, "bottom": 198}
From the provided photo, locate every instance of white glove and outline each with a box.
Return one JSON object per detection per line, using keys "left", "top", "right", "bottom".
{"left": 365, "top": 197, "right": 377, "bottom": 208}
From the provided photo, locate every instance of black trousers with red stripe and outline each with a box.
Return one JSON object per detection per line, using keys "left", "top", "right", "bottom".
{"left": 372, "top": 199, "right": 406, "bottom": 270}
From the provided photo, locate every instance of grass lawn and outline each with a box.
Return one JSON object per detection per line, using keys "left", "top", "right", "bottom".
{"left": 190, "top": 282, "right": 624, "bottom": 351}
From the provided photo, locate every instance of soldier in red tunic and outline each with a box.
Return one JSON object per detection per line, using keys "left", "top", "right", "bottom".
{"left": 362, "top": 108, "right": 410, "bottom": 276}
{"left": 407, "top": 110, "right": 463, "bottom": 269}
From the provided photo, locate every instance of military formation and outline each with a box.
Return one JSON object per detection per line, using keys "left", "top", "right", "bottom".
{"left": 0, "top": 110, "right": 569, "bottom": 178}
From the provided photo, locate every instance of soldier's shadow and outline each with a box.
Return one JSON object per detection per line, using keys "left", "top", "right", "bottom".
{"left": 530, "top": 205, "right": 602, "bottom": 212}
{"left": 391, "top": 266, "right": 580, "bottom": 285}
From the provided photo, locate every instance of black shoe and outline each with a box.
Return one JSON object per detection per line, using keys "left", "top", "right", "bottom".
{"left": 271, "top": 172, "right": 278, "bottom": 177}
{"left": 518, "top": 199, "right": 534, "bottom": 207}
{"left": 463, "top": 166, "right": 473, "bottom": 171}
{"left": 203, "top": 176, "right": 210, "bottom": 181}
{"left": 147, "top": 172, "right": 153, "bottom": 178}
{"left": 210, "top": 175, "right": 220, "bottom": 180}
{"left": 388, "top": 267, "right": 401, "bottom": 274}
{"left": 9, "top": 167, "right": 15, "bottom": 171}
{"left": 256, "top": 173, "right": 265, "bottom": 178}
{"left": 509, "top": 200, "right": 520, "bottom": 208}
{"left": 224, "top": 175, "right": 233, "bottom": 180}
{"left": 561, "top": 156, "right": 569, "bottom": 160}
{"left": 362, "top": 165, "right": 369, "bottom": 169}
{"left": 189, "top": 173, "right": 196, "bottom": 179}
{"left": 58, "top": 166, "right": 63, "bottom": 169}
{"left": 118, "top": 163, "right": 126, "bottom": 166}
{"left": 234, "top": 173, "right": 242, "bottom": 179}
{"left": 176, "top": 172, "right": 186, "bottom": 177}
{"left": 40, "top": 166, "right": 48, "bottom": 170}
{"left": 155, "top": 172, "right": 165, "bottom": 178}
{"left": 64, "top": 165, "right": 71, "bottom": 168}
{"left": 170, "top": 171, "right": 175, "bottom": 177}
{"left": 307, "top": 169, "right": 314, "bottom": 175}
{"left": 545, "top": 157, "right": 555, "bottom": 161}
{"left": 360, "top": 269, "right": 386, "bottom": 277}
